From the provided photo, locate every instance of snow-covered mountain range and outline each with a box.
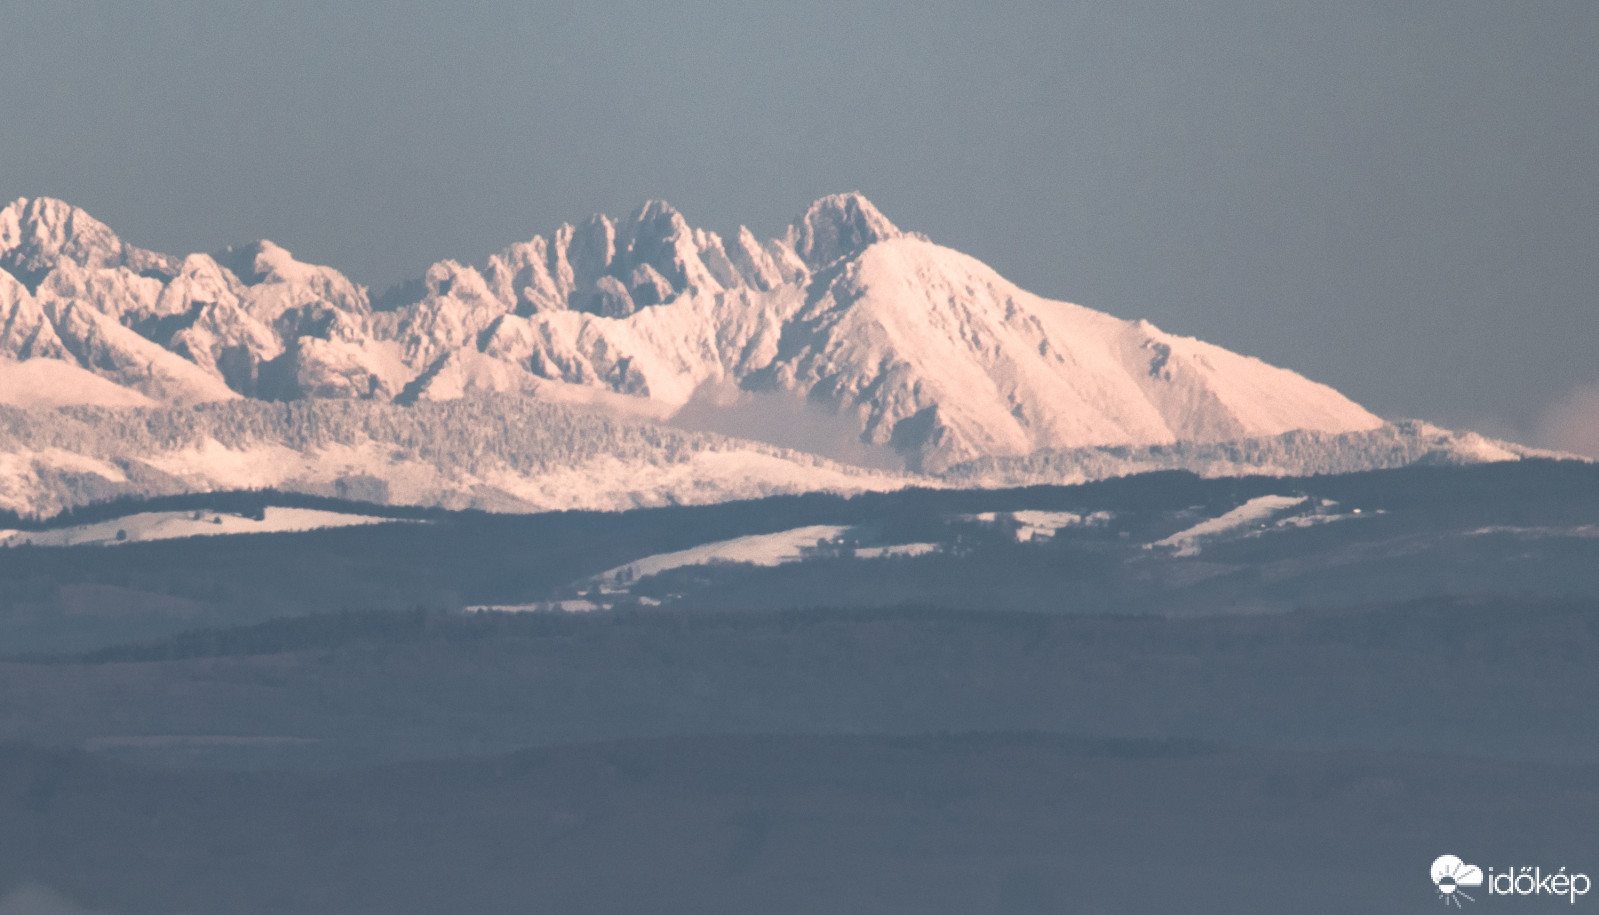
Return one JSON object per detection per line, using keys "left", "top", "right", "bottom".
{"left": 0, "top": 193, "right": 1565, "bottom": 517}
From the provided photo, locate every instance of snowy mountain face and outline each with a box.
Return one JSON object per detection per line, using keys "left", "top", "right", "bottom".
{"left": 1, "top": 193, "right": 1394, "bottom": 476}
{"left": 0, "top": 192, "right": 1567, "bottom": 518}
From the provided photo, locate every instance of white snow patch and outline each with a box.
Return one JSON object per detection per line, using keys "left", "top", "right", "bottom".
{"left": 481, "top": 448, "right": 914, "bottom": 513}
{"left": 0, "top": 358, "right": 158, "bottom": 408}
{"left": 0, "top": 448, "right": 130, "bottom": 516}
{"left": 595, "top": 524, "right": 853, "bottom": 585}
{"left": 1271, "top": 508, "right": 1371, "bottom": 530}
{"left": 0, "top": 507, "right": 407, "bottom": 548}
{"left": 5, "top": 448, "right": 129, "bottom": 482}
{"left": 1151, "top": 495, "right": 1309, "bottom": 557}
{"left": 966, "top": 509, "right": 1112, "bottom": 542}
{"left": 466, "top": 599, "right": 606, "bottom": 613}
{"left": 138, "top": 438, "right": 313, "bottom": 488}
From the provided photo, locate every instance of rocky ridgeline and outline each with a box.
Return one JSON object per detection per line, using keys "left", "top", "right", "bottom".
{"left": 3, "top": 194, "right": 1390, "bottom": 474}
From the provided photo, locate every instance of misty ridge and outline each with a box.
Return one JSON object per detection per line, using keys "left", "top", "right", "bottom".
{"left": 668, "top": 381, "right": 911, "bottom": 471}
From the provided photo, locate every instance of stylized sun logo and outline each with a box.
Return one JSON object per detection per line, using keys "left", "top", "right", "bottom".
{"left": 1431, "top": 855, "right": 1483, "bottom": 907}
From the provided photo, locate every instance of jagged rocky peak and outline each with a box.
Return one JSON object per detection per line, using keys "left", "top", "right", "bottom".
{"left": 559, "top": 214, "right": 619, "bottom": 291}
{"left": 547, "top": 200, "right": 728, "bottom": 316}
{"left": 617, "top": 200, "right": 721, "bottom": 296}
{"left": 213, "top": 239, "right": 303, "bottom": 287}
{"left": 787, "top": 192, "right": 900, "bottom": 270}
{"left": 207, "top": 239, "right": 370, "bottom": 317}
{"left": 0, "top": 267, "right": 70, "bottom": 360}
{"left": 0, "top": 196, "right": 177, "bottom": 290}
{"left": 421, "top": 258, "right": 487, "bottom": 299}
{"left": 724, "top": 225, "right": 787, "bottom": 291}
{"left": 0, "top": 192, "right": 1409, "bottom": 478}
{"left": 614, "top": 202, "right": 679, "bottom": 295}
{"left": 464, "top": 193, "right": 901, "bottom": 320}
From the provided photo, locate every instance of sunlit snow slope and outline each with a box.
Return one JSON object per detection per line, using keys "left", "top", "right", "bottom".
{"left": 0, "top": 507, "right": 405, "bottom": 548}
{"left": 1, "top": 193, "right": 1387, "bottom": 473}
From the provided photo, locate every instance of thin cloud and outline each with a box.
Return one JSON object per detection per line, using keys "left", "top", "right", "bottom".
{"left": 1533, "top": 382, "right": 1599, "bottom": 459}
{"left": 668, "top": 381, "right": 906, "bottom": 471}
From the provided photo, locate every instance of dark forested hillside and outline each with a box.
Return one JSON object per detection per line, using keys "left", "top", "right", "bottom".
{"left": 2, "top": 460, "right": 1597, "bottom": 914}
{"left": 2, "top": 460, "right": 1596, "bottom": 654}
{"left": 1, "top": 596, "right": 1594, "bottom": 770}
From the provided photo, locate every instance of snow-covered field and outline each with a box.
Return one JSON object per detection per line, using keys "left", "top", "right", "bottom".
{"left": 0, "top": 507, "right": 408, "bottom": 548}
{"left": 1150, "top": 495, "right": 1309, "bottom": 557}
{"left": 966, "top": 509, "right": 1114, "bottom": 542}
{"left": 0, "top": 358, "right": 158, "bottom": 409}
{"left": 594, "top": 525, "right": 853, "bottom": 587}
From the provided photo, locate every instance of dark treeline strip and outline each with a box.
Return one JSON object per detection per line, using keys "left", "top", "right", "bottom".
{"left": 2, "top": 460, "right": 1595, "bottom": 657}
{"left": 0, "top": 489, "right": 445, "bottom": 532}
{"left": 5, "top": 458, "right": 1597, "bottom": 533}
{"left": 65, "top": 595, "right": 1599, "bottom": 665}
{"left": 69, "top": 605, "right": 1058, "bottom": 664}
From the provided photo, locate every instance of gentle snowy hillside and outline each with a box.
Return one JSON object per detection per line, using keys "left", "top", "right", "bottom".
{"left": 0, "top": 506, "right": 406, "bottom": 548}
{"left": 592, "top": 524, "right": 855, "bottom": 587}
{"left": 2, "top": 193, "right": 1387, "bottom": 472}
{"left": 0, "top": 396, "right": 913, "bottom": 519}
{"left": 0, "top": 395, "right": 1562, "bottom": 520}
{"left": 938, "top": 419, "right": 1566, "bottom": 487}
{"left": 0, "top": 358, "right": 156, "bottom": 408}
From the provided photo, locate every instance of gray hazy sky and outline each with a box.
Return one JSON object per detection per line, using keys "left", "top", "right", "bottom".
{"left": 3, "top": 1, "right": 1596, "bottom": 452}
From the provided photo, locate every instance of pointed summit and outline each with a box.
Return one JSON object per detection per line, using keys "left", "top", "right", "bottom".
{"left": 1, "top": 197, "right": 125, "bottom": 289}
{"left": 0, "top": 197, "right": 176, "bottom": 291}
{"left": 622, "top": 200, "right": 695, "bottom": 288}
{"left": 0, "top": 193, "right": 1405, "bottom": 478}
{"left": 214, "top": 239, "right": 308, "bottom": 287}
{"left": 788, "top": 193, "right": 900, "bottom": 270}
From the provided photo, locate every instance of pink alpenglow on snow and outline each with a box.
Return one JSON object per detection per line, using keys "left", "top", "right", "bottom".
{"left": 0, "top": 193, "right": 1383, "bottom": 473}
